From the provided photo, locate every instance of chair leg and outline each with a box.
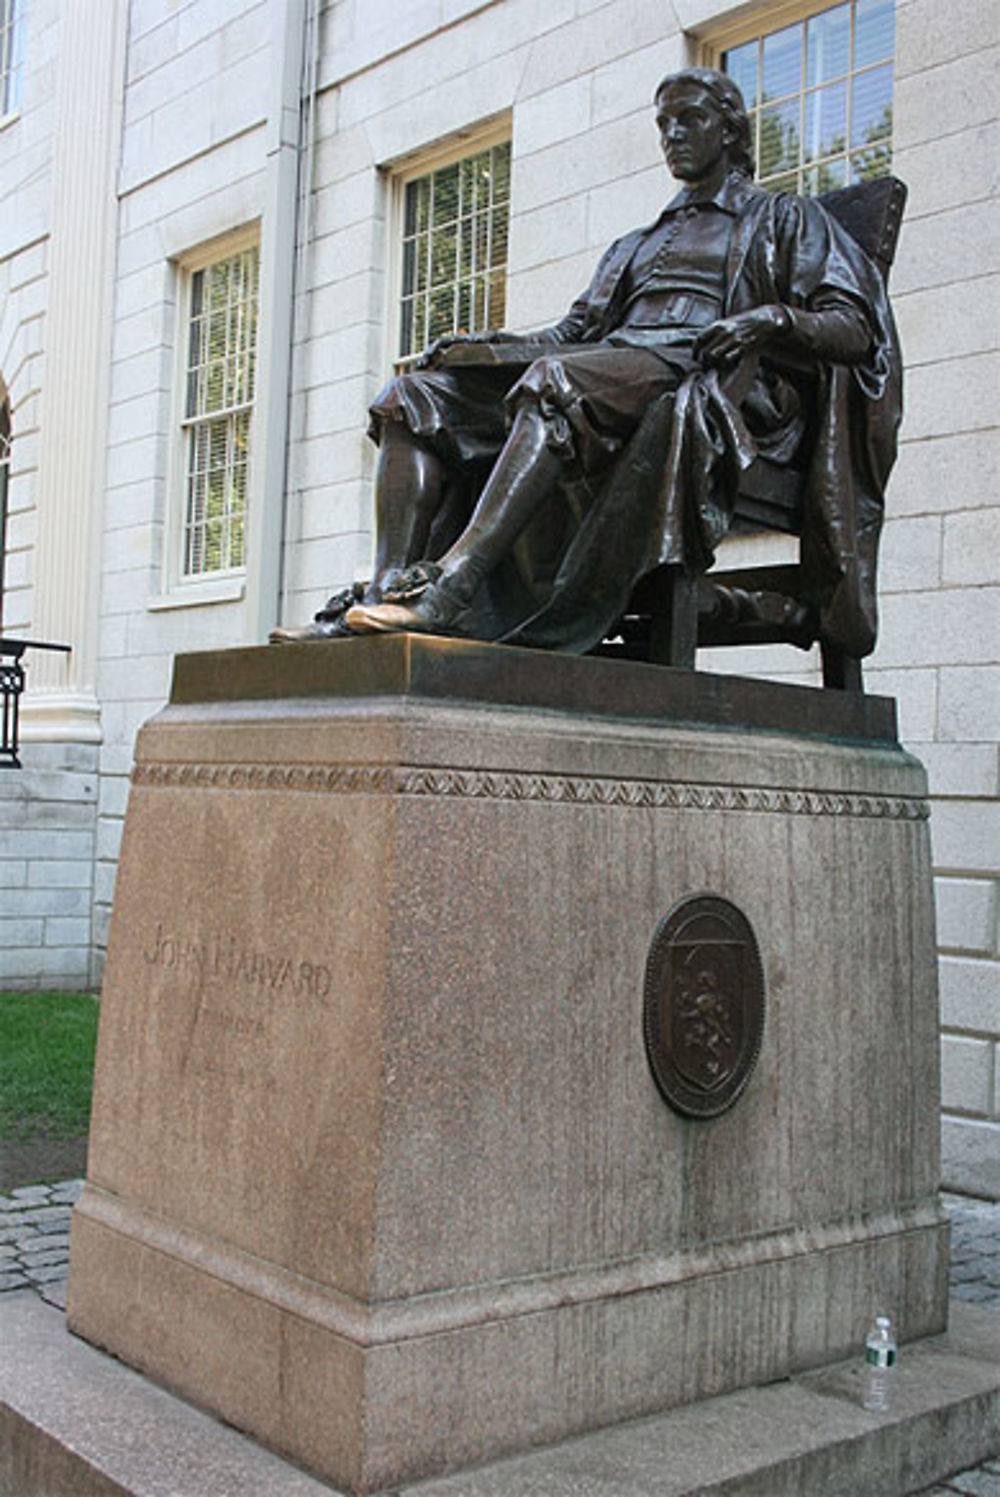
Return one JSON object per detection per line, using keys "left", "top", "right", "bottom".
{"left": 821, "top": 641, "right": 863, "bottom": 692}
{"left": 649, "top": 566, "right": 699, "bottom": 668}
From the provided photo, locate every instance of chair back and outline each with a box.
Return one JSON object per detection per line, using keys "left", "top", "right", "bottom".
{"left": 817, "top": 176, "right": 907, "bottom": 283}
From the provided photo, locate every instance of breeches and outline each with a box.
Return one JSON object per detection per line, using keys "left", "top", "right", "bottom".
{"left": 368, "top": 345, "right": 688, "bottom": 477}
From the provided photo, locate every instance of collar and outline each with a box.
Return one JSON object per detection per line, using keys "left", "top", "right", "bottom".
{"left": 662, "top": 170, "right": 754, "bottom": 217}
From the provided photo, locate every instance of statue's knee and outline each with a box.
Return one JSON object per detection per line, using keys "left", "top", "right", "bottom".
{"left": 524, "top": 354, "right": 556, "bottom": 384}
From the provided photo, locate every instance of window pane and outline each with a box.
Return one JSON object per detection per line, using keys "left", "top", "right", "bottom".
{"left": 434, "top": 163, "right": 460, "bottom": 226}
{"left": 762, "top": 22, "right": 802, "bottom": 101}
{"left": 403, "top": 180, "right": 419, "bottom": 239}
{"left": 414, "top": 233, "right": 430, "bottom": 295}
{"left": 459, "top": 155, "right": 478, "bottom": 216}
{"left": 724, "top": 40, "right": 759, "bottom": 109}
{"left": 759, "top": 98, "right": 800, "bottom": 177}
{"left": 490, "top": 209, "right": 509, "bottom": 269}
{"left": 486, "top": 268, "right": 506, "bottom": 327}
{"left": 413, "top": 293, "right": 428, "bottom": 353}
{"left": 805, "top": 157, "right": 847, "bottom": 194}
{"left": 429, "top": 220, "right": 457, "bottom": 287}
{"left": 459, "top": 213, "right": 476, "bottom": 279}
{"left": 399, "top": 297, "right": 414, "bottom": 356}
{"left": 852, "top": 63, "right": 892, "bottom": 148}
{"left": 490, "top": 141, "right": 511, "bottom": 202}
{"left": 428, "top": 285, "right": 454, "bottom": 343}
{"left": 850, "top": 140, "right": 891, "bottom": 181}
{"left": 804, "top": 80, "right": 847, "bottom": 162}
{"left": 806, "top": 4, "right": 850, "bottom": 86}
{"left": 854, "top": 0, "right": 894, "bottom": 68}
{"left": 401, "top": 238, "right": 416, "bottom": 300}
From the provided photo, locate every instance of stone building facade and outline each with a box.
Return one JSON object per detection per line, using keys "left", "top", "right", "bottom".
{"left": 0, "top": 0, "right": 997, "bottom": 1196}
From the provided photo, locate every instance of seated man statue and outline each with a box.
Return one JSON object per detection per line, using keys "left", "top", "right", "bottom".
{"left": 275, "top": 67, "right": 900, "bottom": 661}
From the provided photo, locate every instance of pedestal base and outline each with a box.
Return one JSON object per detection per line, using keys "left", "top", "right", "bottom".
{"left": 68, "top": 638, "right": 947, "bottom": 1493}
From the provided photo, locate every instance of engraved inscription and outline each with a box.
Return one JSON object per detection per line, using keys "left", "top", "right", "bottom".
{"left": 143, "top": 923, "right": 333, "bottom": 1003}
{"left": 643, "top": 894, "right": 765, "bottom": 1120}
{"left": 195, "top": 1007, "right": 266, "bottom": 1039}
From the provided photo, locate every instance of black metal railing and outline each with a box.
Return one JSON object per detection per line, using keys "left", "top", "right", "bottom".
{"left": 0, "top": 638, "right": 72, "bottom": 768}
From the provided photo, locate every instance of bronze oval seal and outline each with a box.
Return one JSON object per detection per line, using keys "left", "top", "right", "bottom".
{"left": 643, "top": 894, "right": 765, "bottom": 1119}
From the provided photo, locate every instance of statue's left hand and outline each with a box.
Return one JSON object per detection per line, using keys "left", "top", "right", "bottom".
{"left": 415, "top": 330, "right": 507, "bottom": 369}
{"left": 693, "top": 306, "right": 790, "bottom": 368}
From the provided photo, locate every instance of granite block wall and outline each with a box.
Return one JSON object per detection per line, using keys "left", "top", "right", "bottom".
{"left": 0, "top": 743, "right": 98, "bottom": 989}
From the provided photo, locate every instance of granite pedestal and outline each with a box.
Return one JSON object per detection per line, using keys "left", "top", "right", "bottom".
{"left": 67, "top": 637, "right": 948, "bottom": 1494}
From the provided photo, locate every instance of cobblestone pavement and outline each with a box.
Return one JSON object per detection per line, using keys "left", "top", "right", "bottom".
{"left": 942, "top": 1193, "right": 1000, "bottom": 1312}
{"left": 0, "top": 1176, "right": 81, "bottom": 1309}
{"left": 1, "top": 1182, "right": 997, "bottom": 1490}
{"left": 922, "top": 1457, "right": 1000, "bottom": 1496}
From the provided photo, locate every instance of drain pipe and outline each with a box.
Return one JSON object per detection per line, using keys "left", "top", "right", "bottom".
{"left": 245, "top": 0, "right": 318, "bottom": 641}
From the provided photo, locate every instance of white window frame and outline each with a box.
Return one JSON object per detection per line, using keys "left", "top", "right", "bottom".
{"left": 703, "top": 0, "right": 895, "bottom": 196}
{"left": 0, "top": 0, "right": 23, "bottom": 122}
{"left": 155, "top": 226, "right": 260, "bottom": 609}
{"left": 385, "top": 119, "right": 512, "bottom": 374}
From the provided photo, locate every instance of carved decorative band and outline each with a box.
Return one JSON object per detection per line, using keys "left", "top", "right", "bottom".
{"left": 132, "top": 761, "right": 929, "bottom": 820}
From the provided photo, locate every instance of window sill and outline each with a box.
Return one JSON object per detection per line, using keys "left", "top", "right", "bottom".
{"left": 148, "top": 577, "right": 246, "bottom": 612}
{"left": 0, "top": 109, "right": 21, "bottom": 134}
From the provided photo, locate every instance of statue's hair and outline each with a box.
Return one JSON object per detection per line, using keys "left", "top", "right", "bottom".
{"left": 654, "top": 67, "right": 755, "bottom": 178}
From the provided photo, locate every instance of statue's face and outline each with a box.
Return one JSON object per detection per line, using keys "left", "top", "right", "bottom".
{"left": 655, "top": 84, "right": 732, "bottom": 183}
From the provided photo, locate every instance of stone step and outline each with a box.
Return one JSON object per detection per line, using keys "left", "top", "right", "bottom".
{"left": 1, "top": 1293, "right": 997, "bottom": 1497}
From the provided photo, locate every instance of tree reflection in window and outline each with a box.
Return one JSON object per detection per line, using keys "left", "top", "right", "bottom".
{"left": 723, "top": 0, "right": 894, "bottom": 196}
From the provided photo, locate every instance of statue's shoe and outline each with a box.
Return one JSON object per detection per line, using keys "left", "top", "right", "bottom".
{"left": 269, "top": 617, "right": 352, "bottom": 643}
{"left": 347, "top": 573, "right": 468, "bottom": 635}
{"left": 343, "top": 602, "right": 430, "bottom": 634}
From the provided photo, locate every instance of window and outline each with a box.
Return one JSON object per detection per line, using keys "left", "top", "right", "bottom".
{"left": 395, "top": 134, "right": 511, "bottom": 367}
{"left": 180, "top": 243, "right": 259, "bottom": 579}
{"left": 719, "top": 0, "right": 894, "bottom": 195}
{"left": 0, "top": 0, "right": 24, "bottom": 117}
{"left": 0, "top": 398, "right": 9, "bottom": 631}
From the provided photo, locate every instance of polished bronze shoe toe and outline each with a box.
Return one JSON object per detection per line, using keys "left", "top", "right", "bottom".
{"left": 269, "top": 617, "right": 352, "bottom": 643}
{"left": 344, "top": 602, "right": 428, "bottom": 634}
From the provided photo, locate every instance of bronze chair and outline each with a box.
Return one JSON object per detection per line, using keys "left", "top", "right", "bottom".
{"left": 613, "top": 175, "right": 907, "bottom": 691}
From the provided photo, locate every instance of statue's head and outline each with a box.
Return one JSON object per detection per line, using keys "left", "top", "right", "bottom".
{"left": 654, "top": 67, "right": 755, "bottom": 181}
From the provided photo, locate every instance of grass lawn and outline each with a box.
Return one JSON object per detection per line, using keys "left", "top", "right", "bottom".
{"left": 0, "top": 990, "right": 99, "bottom": 1142}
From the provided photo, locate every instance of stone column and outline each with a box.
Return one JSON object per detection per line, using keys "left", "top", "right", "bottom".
{"left": 21, "top": 0, "right": 128, "bottom": 743}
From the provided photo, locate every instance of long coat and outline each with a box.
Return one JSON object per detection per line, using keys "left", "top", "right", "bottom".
{"left": 465, "top": 176, "right": 903, "bottom": 659}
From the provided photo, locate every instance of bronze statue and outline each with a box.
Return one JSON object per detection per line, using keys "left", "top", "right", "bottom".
{"left": 274, "top": 68, "right": 901, "bottom": 664}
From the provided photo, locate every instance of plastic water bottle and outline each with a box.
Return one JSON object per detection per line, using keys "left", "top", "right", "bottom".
{"left": 862, "top": 1315, "right": 898, "bottom": 1412}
